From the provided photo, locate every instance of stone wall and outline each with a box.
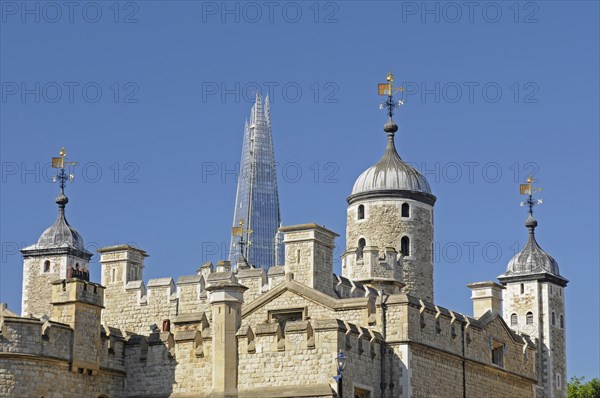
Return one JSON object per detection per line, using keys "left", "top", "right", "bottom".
{"left": 0, "top": 358, "right": 123, "bottom": 398}
{"left": 0, "top": 316, "right": 125, "bottom": 398}
{"left": 237, "top": 319, "right": 382, "bottom": 397}
{"left": 123, "top": 332, "right": 213, "bottom": 398}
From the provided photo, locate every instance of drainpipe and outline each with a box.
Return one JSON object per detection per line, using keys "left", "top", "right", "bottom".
{"left": 380, "top": 290, "right": 388, "bottom": 398}
{"left": 461, "top": 322, "right": 466, "bottom": 398}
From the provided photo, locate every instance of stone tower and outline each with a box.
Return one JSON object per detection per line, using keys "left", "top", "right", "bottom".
{"left": 51, "top": 278, "right": 105, "bottom": 374}
{"left": 20, "top": 192, "right": 92, "bottom": 318}
{"left": 342, "top": 114, "right": 436, "bottom": 301}
{"left": 499, "top": 215, "right": 568, "bottom": 398}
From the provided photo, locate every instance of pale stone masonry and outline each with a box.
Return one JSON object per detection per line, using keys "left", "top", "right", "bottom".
{"left": 0, "top": 110, "right": 567, "bottom": 397}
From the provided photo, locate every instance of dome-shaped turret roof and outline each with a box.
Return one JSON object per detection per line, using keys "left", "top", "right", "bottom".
{"left": 32, "top": 194, "right": 88, "bottom": 253}
{"left": 504, "top": 215, "right": 560, "bottom": 276}
{"left": 349, "top": 119, "right": 434, "bottom": 202}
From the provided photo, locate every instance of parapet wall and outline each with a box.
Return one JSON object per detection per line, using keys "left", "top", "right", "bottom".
{"left": 379, "top": 294, "right": 536, "bottom": 381}
{"left": 122, "top": 312, "right": 213, "bottom": 397}
{"left": 237, "top": 318, "right": 382, "bottom": 395}
{"left": 0, "top": 315, "right": 125, "bottom": 398}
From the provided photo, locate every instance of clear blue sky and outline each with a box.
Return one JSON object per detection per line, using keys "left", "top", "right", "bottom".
{"left": 1, "top": 0, "right": 598, "bottom": 380}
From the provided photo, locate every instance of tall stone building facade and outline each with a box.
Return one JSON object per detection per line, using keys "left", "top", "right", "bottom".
{"left": 0, "top": 103, "right": 567, "bottom": 397}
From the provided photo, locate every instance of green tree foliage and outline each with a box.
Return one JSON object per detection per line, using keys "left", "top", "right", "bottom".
{"left": 568, "top": 376, "right": 600, "bottom": 398}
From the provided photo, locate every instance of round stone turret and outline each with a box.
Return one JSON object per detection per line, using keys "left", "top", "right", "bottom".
{"left": 343, "top": 119, "right": 436, "bottom": 302}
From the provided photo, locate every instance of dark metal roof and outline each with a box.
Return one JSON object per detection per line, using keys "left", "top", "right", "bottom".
{"left": 351, "top": 128, "right": 432, "bottom": 196}
{"left": 35, "top": 194, "right": 88, "bottom": 253}
{"left": 502, "top": 215, "right": 562, "bottom": 278}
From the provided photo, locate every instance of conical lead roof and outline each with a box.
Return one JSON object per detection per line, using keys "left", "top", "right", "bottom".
{"left": 503, "top": 215, "right": 561, "bottom": 277}
{"left": 35, "top": 194, "right": 87, "bottom": 252}
{"left": 351, "top": 118, "right": 432, "bottom": 195}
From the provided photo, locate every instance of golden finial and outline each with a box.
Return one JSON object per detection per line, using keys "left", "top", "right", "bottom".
{"left": 520, "top": 175, "right": 543, "bottom": 215}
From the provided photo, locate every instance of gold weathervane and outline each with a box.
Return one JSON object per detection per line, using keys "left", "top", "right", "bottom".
{"left": 378, "top": 72, "right": 405, "bottom": 118}
{"left": 51, "top": 146, "right": 78, "bottom": 194}
{"left": 232, "top": 219, "right": 252, "bottom": 263}
{"left": 519, "top": 176, "right": 543, "bottom": 215}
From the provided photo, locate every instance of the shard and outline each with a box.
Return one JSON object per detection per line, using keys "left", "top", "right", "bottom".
{"left": 229, "top": 94, "right": 282, "bottom": 270}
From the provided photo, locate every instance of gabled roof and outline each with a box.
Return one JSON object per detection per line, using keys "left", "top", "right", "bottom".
{"left": 242, "top": 277, "right": 371, "bottom": 319}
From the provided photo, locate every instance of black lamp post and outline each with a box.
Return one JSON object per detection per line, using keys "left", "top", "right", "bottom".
{"left": 333, "top": 350, "right": 348, "bottom": 397}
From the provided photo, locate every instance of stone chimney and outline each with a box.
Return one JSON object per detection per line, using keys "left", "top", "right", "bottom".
{"left": 215, "top": 260, "right": 231, "bottom": 273}
{"left": 467, "top": 281, "right": 504, "bottom": 318}
{"left": 206, "top": 271, "right": 247, "bottom": 397}
{"left": 280, "top": 223, "right": 339, "bottom": 297}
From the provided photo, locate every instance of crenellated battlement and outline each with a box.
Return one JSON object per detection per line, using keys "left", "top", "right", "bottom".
{"left": 0, "top": 311, "right": 125, "bottom": 374}
{"left": 51, "top": 278, "right": 104, "bottom": 308}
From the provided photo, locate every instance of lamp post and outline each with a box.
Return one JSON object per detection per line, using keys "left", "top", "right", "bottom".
{"left": 333, "top": 350, "right": 347, "bottom": 397}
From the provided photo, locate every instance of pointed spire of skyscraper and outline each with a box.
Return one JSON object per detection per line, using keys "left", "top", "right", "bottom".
{"left": 229, "top": 94, "right": 282, "bottom": 270}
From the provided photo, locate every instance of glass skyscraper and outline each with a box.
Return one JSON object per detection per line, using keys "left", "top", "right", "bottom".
{"left": 229, "top": 94, "right": 282, "bottom": 270}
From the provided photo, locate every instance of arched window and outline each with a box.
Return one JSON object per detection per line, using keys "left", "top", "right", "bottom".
{"left": 401, "top": 203, "right": 410, "bottom": 218}
{"left": 552, "top": 311, "right": 556, "bottom": 326}
{"left": 43, "top": 260, "right": 50, "bottom": 273}
{"left": 401, "top": 236, "right": 410, "bottom": 256}
{"left": 526, "top": 312, "right": 533, "bottom": 325}
{"left": 357, "top": 238, "right": 366, "bottom": 259}
{"left": 560, "top": 314, "right": 564, "bottom": 329}
{"left": 358, "top": 205, "right": 365, "bottom": 220}
{"left": 510, "top": 313, "right": 518, "bottom": 326}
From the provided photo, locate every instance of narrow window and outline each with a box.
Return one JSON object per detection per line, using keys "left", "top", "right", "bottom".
{"left": 401, "top": 203, "right": 410, "bottom": 218}
{"left": 526, "top": 312, "right": 533, "bottom": 325}
{"left": 401, "top": 236, "right": 410, "bottom": 256}
{"left": 510, "top": 313, "right": 518, "bottom": 326}
{"left": 111, "top": 268, "right": 116, "bottom": 282}
{"left": 520, "top": 283, "right": 525, "bottom": 294}
{"left": 552, "top": 311, "right": 556, "bottom": 326}
{"left": 43, "top": 260, "right": 50, "bottom": 273}
{"left": 358, "top": 204, "right": 365, "bottom": 220}
{"left": 560, "top": 314, "right": 564, "bottom": 329}
{"left": 357, "top": 238, "right": 366, "bottom": 259}
{"left": 557, "top": 374, "right": 561, "bottom": 388}
{"left": 492, "top": 341, "right": 505, "bottom": 367}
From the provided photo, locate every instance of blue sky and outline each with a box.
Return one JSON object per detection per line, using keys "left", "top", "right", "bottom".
{"left": 1, "top": 0, "right": 598, "bottom": 379}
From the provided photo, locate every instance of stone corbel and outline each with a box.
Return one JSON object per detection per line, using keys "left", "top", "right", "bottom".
{"left": 41, "top": 320, "right": 52, "bottom": 341}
